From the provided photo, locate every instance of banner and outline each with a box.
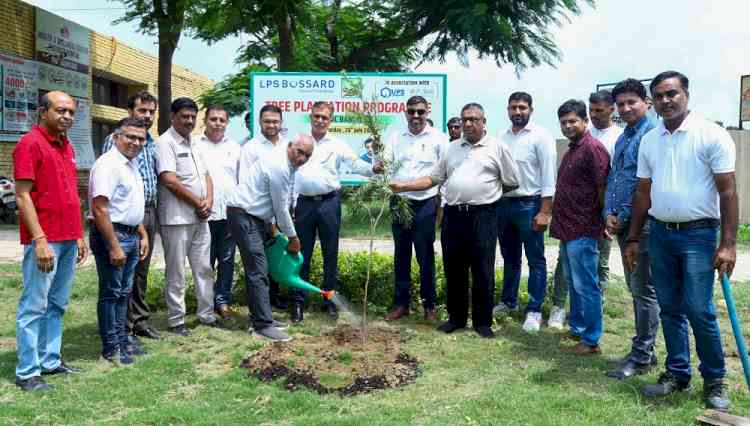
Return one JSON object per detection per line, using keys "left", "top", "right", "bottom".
{"left": 35, "top": 8, "right": 90, "bottom": 75}
{"left": 38, "top": 62, "right": 89, "bottom": 99}
{"left": 68, "top": 97, "right": 94, "bottom": 169}
{"left": 0, "top": 53, "right": 38, "bottom": 133}
{"left": 742, "top": 75, "right": 750, "bottom": 123}
{"left": 250, "top": 72, "right": 447, "bottom": 156}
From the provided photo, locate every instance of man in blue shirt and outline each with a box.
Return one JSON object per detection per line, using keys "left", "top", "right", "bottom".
{"left": 603, "top": 79, "right": 659, "bottom": 379}
{"left": 101, "top": 91, "right": 160, "bottom": 347}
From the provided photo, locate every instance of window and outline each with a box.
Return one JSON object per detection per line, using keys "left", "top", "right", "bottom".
{"left": 92, "top": 76, "right": 129, "bottom": 109}
{"left": 92, "top": 120, "right": 117, "bottom": 158}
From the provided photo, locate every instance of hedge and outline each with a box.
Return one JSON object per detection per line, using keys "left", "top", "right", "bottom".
{"left": 143, "top": 248, "right": 562, "bottom": 319}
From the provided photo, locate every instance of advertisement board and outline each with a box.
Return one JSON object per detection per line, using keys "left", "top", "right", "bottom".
{"left": 741, "top": 75, "right": 750, "bottom": 123}
{"left": 0, "top": 53, "right": 38, "bottom": 132}
{"left": 35, "top": 8, "right": 90, "bottom": 75}
{"left": 38, "top": 62, "right": 89, "bottom": 98}
{"left": 250, "top": 72, "right": 448, "bottom": 156}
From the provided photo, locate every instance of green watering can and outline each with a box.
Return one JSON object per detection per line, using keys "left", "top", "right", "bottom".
{"left": 264, "top": 233, "right": 335, "bottom": 300}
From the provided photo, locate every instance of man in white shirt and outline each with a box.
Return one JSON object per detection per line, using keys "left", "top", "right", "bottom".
{"left": 226, "top": 135, "right": 314, "bottom": 342}
{"left": 239, "top": 112, "right": 251, "bottom": 146}
{"left": 381, "top": 96, "right": 448, "bottom": 322}
{"left": 156, "top": 97, "right": 217, "bottom": 337}
{"left": 196, "top": 105, "right": 241, "bottom": 320}
{"left": 390, "top": 102, "right": 520, "bottom": 338}
{"left": 290, "top": 101, "right": 374, "bottom": 322}
{"left": 624, "top": 71, "right": 737, "bottom": 411}
{"left": 88, "top": 117, "right": 149, "bottom": 365}
{"left": 238, "top": 104, "right": 289, "bottom": 309}
{"left": 588, "top": 90, "right": 623, "bottom": 157}
{"left": 493, "top": 92, "right": 556, "bottom": 333}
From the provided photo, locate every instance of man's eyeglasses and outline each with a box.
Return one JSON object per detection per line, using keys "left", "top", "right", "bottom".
{"left": 117, "top": 132, "right": 147, "bottom": 143}
{"left": 461, "top": 117, "right": 483, "bottom": 124}
{"left": 406, "top": 108, "right": 427, "bottom": 116}
{"left": 448, "top": 125, "right": 461, "bottom": 130}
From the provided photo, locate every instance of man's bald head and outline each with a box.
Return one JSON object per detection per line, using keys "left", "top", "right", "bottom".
{"left": 39, "top": 91, "right": 76, "bottom": 137}
{"left": 287, "top": 134, "right": 314, "bottom": 168}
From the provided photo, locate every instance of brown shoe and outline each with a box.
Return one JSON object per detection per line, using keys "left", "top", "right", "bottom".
{"left": 424, "top": 309, "right": 437, "bottom": 321}
{"left": 561, "top": 332, "right": 582, "bottom": 342}
{"left": 562, "top": 342, "right": 601, "bottom": 355}
{"left": 384, "top": 306, "right": 410, "bottom": 321}
{"left": 216, "top": 305, "right": 233, "bottom": 320}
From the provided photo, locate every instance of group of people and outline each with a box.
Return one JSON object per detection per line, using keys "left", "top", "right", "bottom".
{"left": 11, "top": 70, "right": 739, "bottom": 412}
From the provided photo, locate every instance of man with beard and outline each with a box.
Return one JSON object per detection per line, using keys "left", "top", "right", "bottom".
{"left": 447, "top": 117, "right": 462, "bottom": 141}
{"left": 493, "top": 92, "right": 556, "bottom": 333}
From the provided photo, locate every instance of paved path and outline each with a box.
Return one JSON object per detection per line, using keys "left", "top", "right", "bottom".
{"left": 1, "top": 230, "right": 748, "bottom": 281}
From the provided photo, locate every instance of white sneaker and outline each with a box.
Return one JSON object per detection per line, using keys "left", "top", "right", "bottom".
{"left": 256, "top": 326, "right": 293, "bottom": 342}
{"left": 492, "top": 302, "right": 516, "bottom": 317}
{"left": 548, "top": 306, "right": 566, "bottom": 330}
{"left": 522, "top": 312, "right": 542, "bottom": 332}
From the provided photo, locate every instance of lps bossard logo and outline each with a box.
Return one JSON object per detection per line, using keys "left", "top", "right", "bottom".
{"left": 258, "top": 78, "right": 336, "bottom": 91}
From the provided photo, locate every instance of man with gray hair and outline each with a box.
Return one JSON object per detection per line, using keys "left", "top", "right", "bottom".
{"left": 390, "top": 103, "right": 520, "bottom": 339}
{"left": 227, "top": 135, "right": 314, "bottom": 342}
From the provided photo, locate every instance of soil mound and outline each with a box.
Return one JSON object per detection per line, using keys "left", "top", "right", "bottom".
{"left": 241, "top": 325, "right": 421, "bottom": 396}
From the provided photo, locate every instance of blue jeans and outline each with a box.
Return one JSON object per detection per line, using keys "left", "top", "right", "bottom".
{"left": 650, "top": 222, "right": 724, "bottom": 381}
{"left": 90, "top": 227, "right": 140, "bottom": 356}
{"left": 560, "top": 237, "right": 603, "bottom": 347}
{"left": 16, "top": 240, "right": 78, "bottom": 379}
{"left": 209, "top": 219, "right": 237, "bottom": 307}
{"left": 497, "top": 197, "right": 547, "bottom": 312}
{"left": 392, "top": 196, "right": 437, "bottom": 309}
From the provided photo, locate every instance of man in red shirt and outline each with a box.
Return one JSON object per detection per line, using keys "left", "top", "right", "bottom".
{"left": 550, "top": 99, "right": 610, "bottom": 356}
{"left": 13, "top": 91, "right": 88, "bottom": 391}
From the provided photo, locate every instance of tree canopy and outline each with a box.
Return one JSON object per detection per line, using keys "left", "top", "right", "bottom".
{"left": 117, "top": 0, "right": 593, "bottom": 116}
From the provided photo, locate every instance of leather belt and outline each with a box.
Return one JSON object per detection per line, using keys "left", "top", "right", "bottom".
{"left": 300, "top": 191, "right": 338, "bottom": 202}
{"left": 113, "top": 223, "right": 139, "bottom": 234}
{"left": 651, "top": 217, "right": 719, "bottom": 231}
{"left": 446, "top": 202, "right": 496, "bottom": 214}
{"left": 503, "top": 195, "right": 541, "bottom": 202}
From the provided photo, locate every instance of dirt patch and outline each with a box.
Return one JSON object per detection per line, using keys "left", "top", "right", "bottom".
{"left": 241, "top": 325, "right": 421, "bottom": 396}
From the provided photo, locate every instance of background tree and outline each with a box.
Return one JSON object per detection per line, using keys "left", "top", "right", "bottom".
{"left": 195, "top": 0, "right": 592, "bottom": 116}
{"left": 114, "top": 0, "right": 197, "bottom": 133}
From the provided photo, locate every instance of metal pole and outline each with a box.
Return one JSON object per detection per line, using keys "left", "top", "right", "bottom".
{"left": 720, "top": 272, "right": 750, "bottom": 390}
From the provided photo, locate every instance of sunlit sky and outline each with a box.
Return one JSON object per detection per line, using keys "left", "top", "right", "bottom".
{"left": 26, "top": 0, "right": 750, "bottom": 140}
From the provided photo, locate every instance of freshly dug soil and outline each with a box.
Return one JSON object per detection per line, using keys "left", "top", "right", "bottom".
{"left": 241, "top": 324, "right": 421, "bottom": 396}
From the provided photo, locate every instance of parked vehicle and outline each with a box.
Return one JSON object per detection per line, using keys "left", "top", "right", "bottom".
{"left": 0, "top": 176, "right": 17, "bottom": 224}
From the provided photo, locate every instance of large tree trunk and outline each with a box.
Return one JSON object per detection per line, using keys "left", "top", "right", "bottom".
{"left": 157, "top": 40, "right": 176, "bottom": 135}
{"left": 275, "top": 6, "right": 294, "bottom": 71}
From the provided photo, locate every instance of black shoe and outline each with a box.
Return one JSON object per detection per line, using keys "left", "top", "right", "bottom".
{"left": 125, "top": 343, "right": 147, "bottom": 356}
{"left": 15, "top": 376, "right": 52, "bottom": 391}
{"left": 41, "top": 360, "right": 82, "bottom": 375}
{"left": 703, "top": 379, "right": 731, "bottom": 411}
{"left": 437, "top": 322, "right": 465, "bottom": 334}
{"left": 474, "top": 326, "right": 495, "bottom": 339}
{"left": 290, "top": 303, "right": 304, "bottom": 323}
{"left": 271, "top": 295, "right": 289, "bottom": 310}
{"left": 168, "top": 324, "right": 191, "bottom": 337}
{"left": 325, "top": 304, "right": 339, "bottom": 320}
{"left": 134, "top": 325, "right": 161, "bottom": 340}
{"left": 643, "top": 371, "right": 691, "bottom": 397}
{"left": 606, "top": 359, "right": 653, "bottom": 380}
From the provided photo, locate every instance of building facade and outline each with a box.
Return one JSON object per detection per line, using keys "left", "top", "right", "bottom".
{"left": 0, "top": 0, "right": 214, "bottom": 200}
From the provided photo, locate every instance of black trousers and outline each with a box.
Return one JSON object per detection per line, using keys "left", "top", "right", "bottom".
{"left": 291, "top": 191, "right": 341, "bottom": 304}
{"left": 443, "top": 203, "right": 498, "bottom": 329}
{"left": 127, "top": 205, "right": 157, "bottom": 332}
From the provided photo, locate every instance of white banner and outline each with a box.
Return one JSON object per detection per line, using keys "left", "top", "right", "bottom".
{"left": 250, "top": 72, "right": 447, "bottom": 157}
{"left": 68, "top": 97, "right": 94, "bottom": 169}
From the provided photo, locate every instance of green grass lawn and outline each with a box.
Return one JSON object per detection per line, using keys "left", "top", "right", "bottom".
{"left": 1, "top": 262, "right": 750, "bottom": 424}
